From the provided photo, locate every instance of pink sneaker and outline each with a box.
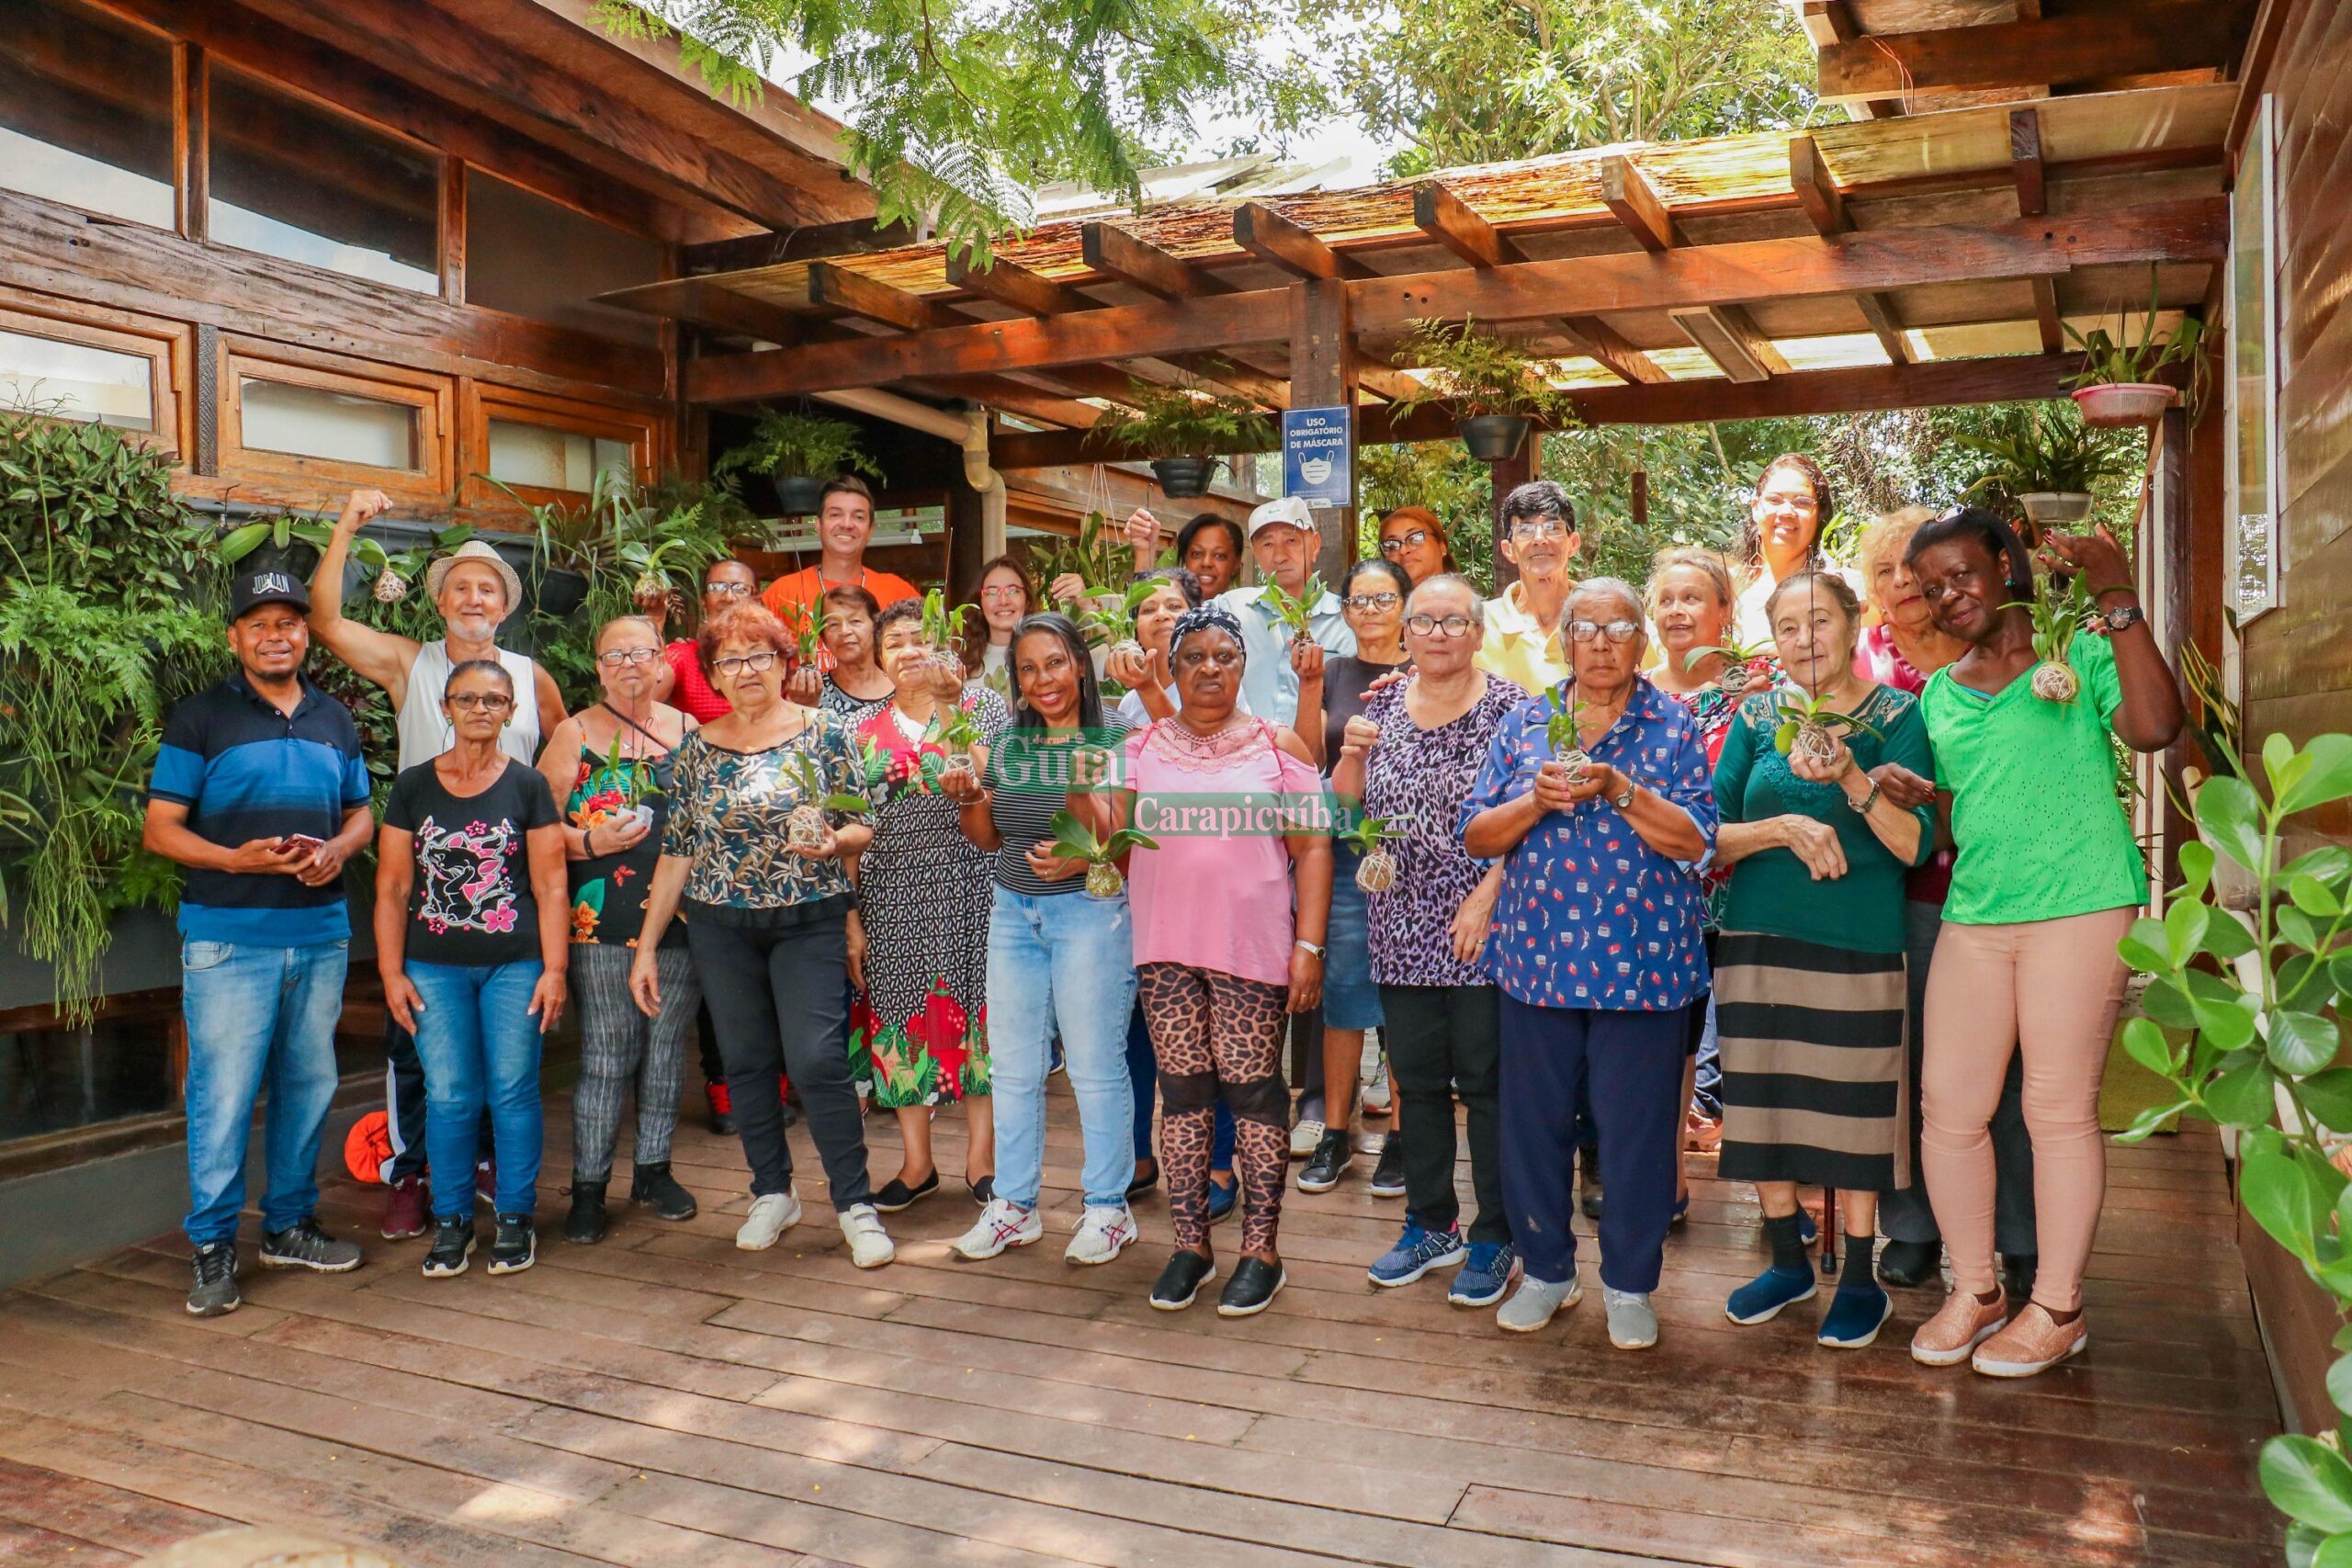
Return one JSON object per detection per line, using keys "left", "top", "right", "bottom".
{"left": 1972, "top": 1302, "right": 2087, "bottom": 1378}
{"left": 1910, "top": 1288, "right": 2008, "bottom": 1367}
{"left": 380, "top": 1174, "right": 429, "bottom": 1240}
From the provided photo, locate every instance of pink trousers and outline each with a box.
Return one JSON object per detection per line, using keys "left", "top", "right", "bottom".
{"left": 1919, "top": 907, "right": 2132, "bottom": 1314}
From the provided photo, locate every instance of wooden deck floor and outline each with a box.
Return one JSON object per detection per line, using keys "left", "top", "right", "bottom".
{"left": 0, "top": 1082, "right": 2283, "bottom": 1567}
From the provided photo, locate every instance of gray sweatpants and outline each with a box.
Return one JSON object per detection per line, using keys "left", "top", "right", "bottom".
{"left": 571, "top": 943, "right": 701, "bottom": 1182}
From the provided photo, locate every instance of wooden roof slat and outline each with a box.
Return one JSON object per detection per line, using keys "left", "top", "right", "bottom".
{"left": 1234, "top": 200, "right": 1374, "bottom": 280}
{"left": 1790, "top": 132, "right": 1909, "bottom": 365}
{"left": 1600, "top": 152, "right": 1782, "bottom": 380}
{"left": 1816, "top": 0, "right": 2256, "bottom": 107}
{"left": 944, "top": 253, "right": 1090, "bottom": 317}
{"left": 808, "top": 261, "right": 953, "bottom": 332}
{"left": 1555, "top": 318, "right": 1673, "bottom": 385}
{"left": 2009, "top": 107, "right": 2065, "bottom": 354}
{"left": 1600, "top": 156, "right": 1677, "bottom": 253}
{"left": 1082, "top": 221, "right": 1231, "bottom": 299}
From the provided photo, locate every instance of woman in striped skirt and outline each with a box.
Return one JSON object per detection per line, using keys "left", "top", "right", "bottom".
{"left": 1710, "top": 570, "right": 1936, "bottom": 1349}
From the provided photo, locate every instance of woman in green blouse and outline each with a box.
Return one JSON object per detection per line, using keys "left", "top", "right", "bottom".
{"left": 1711, "top": 570, "right": 1935, "bottom": 1351}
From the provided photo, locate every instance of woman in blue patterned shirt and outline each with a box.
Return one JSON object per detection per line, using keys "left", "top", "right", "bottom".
{"left": 1460, "top": 577, "right": 1718, "bottom": 1352}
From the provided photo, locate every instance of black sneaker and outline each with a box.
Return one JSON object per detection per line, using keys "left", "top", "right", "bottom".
{"left": 870, "top": 1170, "right": 939, "bottom": 1213}
{"left": 421, "top": 1216, "right": 474, "bottom": 1278}
{"left": 630, "top": 1162, "right": 698, "bottom": 1222}
{"left": 258, "top": 1217, "right": 363, "bottom": 1274}
{"left": 1149, "top": 1249, "right": 1216, "bottom": 1311}
{"left": 1298, "top": 1129, "right": 1351, "bottom": 1193}
{"left": 1369, "top": 1133, "right": 1408, "bottom": 1199}
{"left": 1216, "top": 1256, "right": 1287, "bottom": 1317}
{"left": 489, "top": 1213, "right": 537, "bottom": 1275}
{"left": 565, "top": 1179, "right": 610, "bottom": 1246}
{"left": 187, "top": 1242, "right": 241, "bottom": 1317}
{"left": 1879, "top": 1238, "right": 1941, "bottom": 1289}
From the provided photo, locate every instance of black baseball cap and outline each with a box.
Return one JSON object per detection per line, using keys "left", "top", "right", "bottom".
{"left": 229, "top": 568, "right": 311, "bottom": 620}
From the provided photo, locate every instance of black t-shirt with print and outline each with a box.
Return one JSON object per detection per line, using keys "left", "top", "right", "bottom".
{"left": 383, "top": 757, "right": 559, "bottom": 967}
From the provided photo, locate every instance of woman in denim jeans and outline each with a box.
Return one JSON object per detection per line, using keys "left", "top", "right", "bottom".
{"left": 940, "top": 613, "right": 1138, "bottom": 1268}
{"left": 376, "top": 660, "right": 569, "bottom": 1280}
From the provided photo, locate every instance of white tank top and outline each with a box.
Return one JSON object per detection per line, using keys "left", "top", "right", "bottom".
{"left": 397, "top": 639, "right": 545, "bottom": 772}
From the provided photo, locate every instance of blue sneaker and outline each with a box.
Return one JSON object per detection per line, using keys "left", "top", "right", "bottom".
{"left": 1817, "top": 1284, "right": 1894, "bottom": 1349}
{"left": 1448, "top": 1241, "right": 1521, "bottom": 1306}
{"left": 1800, "top": 1208, "right": 1818, "bottom": 1246}
{"left": 1726, "top": 1264, "right": 1818, "bottom": 1325}
{"left": 1367, "top": 1224, "right": 1466, "bottom": 1288}
{"left": 1206, "top": 1176, "right": 1238, "bottom": 1226}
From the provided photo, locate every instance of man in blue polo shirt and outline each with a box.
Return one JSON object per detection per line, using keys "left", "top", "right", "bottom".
{"left": 145, "top": 567, "right": 377, "bottom": 1316}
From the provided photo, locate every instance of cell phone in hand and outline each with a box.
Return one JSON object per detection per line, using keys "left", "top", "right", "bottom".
{"left": 277, "top": 834, "right": 325, "bottom": 856}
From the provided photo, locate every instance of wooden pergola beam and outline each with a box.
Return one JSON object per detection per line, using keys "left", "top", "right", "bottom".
{"left": 2008, "top": 108, "right": 2066, "bottom": 354}
{"left": 992, "top": 353, "right": 2083, "bottom": 467}
{"left": 1668, "top": 304, "right": 1788, "bottom": 383}
{"left": 1555, "top": 318, "right": 1670, "bottom": 386}
{"left": 946, "top": 252, "right": 1089, "bottom": 317}
{"left": 1815, "top": 0, "right": 2256, "bottom": 107}
{"left": 687, "top": 199, "right": 2224, "bottom": 403}
{"left": 808, "top": 260, "right": 954, "bottom": 332}
{"left": 1600, "top": 152, "right": 1775, "bottom": 379}
{"left": 1235, "top": 201, "right": 1374, "bottom": 281}
{"left": 1082, "top": 221, "right": 1229, "bottom": 299}
{"left": 1599, "top": 156, "right": 1676, "bottom": 253}
{"left": 1791, "top": 133, "right": 1910, "bottom": 366}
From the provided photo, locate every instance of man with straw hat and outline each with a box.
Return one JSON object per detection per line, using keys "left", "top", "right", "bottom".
{"left": 311, "top": 489, "right": 568, "bottom": 1242}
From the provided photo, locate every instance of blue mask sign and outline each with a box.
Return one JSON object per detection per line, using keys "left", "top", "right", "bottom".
{"left": 1281, "top": 406, "right": 1352, "bottom": 508}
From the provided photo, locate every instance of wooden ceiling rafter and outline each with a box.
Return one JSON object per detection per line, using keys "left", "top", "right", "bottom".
{"left": 1599, "top": 153, "right": 1784, "bottom": 381}
{"left": 2009, "top": 107, "right": 2068, "bottom": 354}
{"left": 1813, "top": 0, "right": 2256, "bottom": 111}
{"left": 1791, "top": 133, "right": 1910, "bottom": 366}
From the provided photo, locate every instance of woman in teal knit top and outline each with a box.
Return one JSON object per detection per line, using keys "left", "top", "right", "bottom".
{"left": 1711, "top": 570, "right": 1935, "bottom": 1351}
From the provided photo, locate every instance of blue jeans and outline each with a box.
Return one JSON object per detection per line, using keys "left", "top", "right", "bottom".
{"left": 181, "top": 939, "right": 350, "bottom": 1247}
{"left": 1126, "top": 1004, "right": 1236, "bottom": 1172}
{"left": 988, "top": 888, "right": 1136, "bottom": 1209}
{"left": 406, "top": 959, "right": 546, "bottom": 1219}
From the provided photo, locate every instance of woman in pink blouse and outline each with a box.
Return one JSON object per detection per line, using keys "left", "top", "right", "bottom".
{"left": 1071, "top": 603, "right": 1333, "bottom": 1319}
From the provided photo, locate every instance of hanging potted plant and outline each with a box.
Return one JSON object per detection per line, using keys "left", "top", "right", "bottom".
{"left": 2064, "top": 273, "right": 2210, "bottom": 428}
{"left": 713, "top": 409, "right": 885, "bottom": 515}
{"left": 1954, "top": 403, "right": 2135, "bottom": 529}
{"left": 1091, "top": 369, "right": 1274, "bottom": 499}
{"left": 215, "top": 511, "right": 390, "bottom": 596}
{"left": 1387, "top": 316, "right": 1578, "bottom": 461}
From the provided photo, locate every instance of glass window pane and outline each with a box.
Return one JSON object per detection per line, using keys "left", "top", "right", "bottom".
{"left": 0, "top": 0, "right": 175, "bottom": 228}
{"left": 466, "top": 170, "right": 662, "bottom": 344}
{"left": 240, "top": 378, "right": 418, "bottom": 469}
{"left": 208, "top": 69, "right": 439, "bottom": 295}
{"left": 485, "top": 417, "right": 634, "bottom": 491}
{"left": 0, "top": 329, "right": 153, "bottom": 430}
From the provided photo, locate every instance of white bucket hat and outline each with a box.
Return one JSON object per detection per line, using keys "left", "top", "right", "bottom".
{"left": 424, "top": 540, "right": 525, "bottom": 614}
{"left": 1247, "top": 495, "right": 1317, "bottom": 537}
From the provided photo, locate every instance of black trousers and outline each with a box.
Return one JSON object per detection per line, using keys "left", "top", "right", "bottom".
{"left": 1380, "top": 983, "right": 1507, "bottom": 1245}
{"left": 686, "top": 908, "right": 870, "bottom": 1211}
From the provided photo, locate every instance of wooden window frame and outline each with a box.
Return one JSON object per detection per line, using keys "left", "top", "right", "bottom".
{"left": 462, "top": 383, "right": 659, "bottom": 513}
{"left": 0, "top": 289, "right": 188, "bottom": 453}
{"left": 219, "top": 342, "right": 450, "bottom": 501}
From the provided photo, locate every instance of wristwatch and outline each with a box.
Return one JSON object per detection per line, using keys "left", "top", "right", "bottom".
{"left": 1611, "top": 775, "right": 1636, "bottom": 812}
{"left": 1295, "top": 939, "right": 1326, "bottom": 959}
{"left": 2098, "top": 602, "right": 2146, "bottom": 635}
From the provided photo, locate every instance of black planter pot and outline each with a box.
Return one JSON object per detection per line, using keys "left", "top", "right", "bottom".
{"left": 1149, "top": 457, "right": 1219, "bottom": 499}
{"left": 772, "top": 473, "right": 830, "bottom": 515}
{"left": 532, "top": 566, "right": 591, "bottom": 620}
{"left": 236, "top": 537, "right": 322, "bottom": 586}
{"left": 1456, "top": 414, "right": 1532, "bottom": 462}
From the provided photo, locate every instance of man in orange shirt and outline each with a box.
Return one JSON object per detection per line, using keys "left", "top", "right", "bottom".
{"left": 761, "top": 477, "right": 919, "bottom": 662}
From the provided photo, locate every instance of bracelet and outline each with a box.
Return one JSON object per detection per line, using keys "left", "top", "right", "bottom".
{"left": 583, "top": 824, "right": 598, "bottom": 855}
{"left": 1848, "top": 783, "right": 1881, "bottom": 816}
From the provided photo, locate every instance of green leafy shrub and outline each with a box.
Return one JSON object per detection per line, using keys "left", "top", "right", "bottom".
{"left": 1386, "top": 317, "right": 1579, "bottom": 425}
{"left": 711, "top": 409, "right": 883, "bottom": 484}
{"left": 1091, "top": 373, "right": 1275, "bottom": 461}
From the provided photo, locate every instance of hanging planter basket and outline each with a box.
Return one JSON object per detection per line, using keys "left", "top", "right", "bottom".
{"left": 772, "top": 473, "right": 831, "bottom": 515}
{"left": 2018, "top": 491, "right": 2094, "bottom": 528}
{"left": 1149, "top": 457, "right": 1219, "bottom": 498}
{"left": 530, "top": 565, "right": 591, "bottom": 620}
{"left": 1456, "top": 414, "right": 1532, "bottom": 462}
{"left": 2072, "top": 383, "right": 2176, "bottom": 429}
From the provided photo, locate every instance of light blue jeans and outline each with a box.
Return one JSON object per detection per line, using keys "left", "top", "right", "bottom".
{"left": 406, "top": 958, "right": 546, "bottom": 1219}
{"left": 987, "top": 887, "right": 1136, "bottom": 1209}
{"left": 181, "top": 939, "right": 350, "bottom": 1247}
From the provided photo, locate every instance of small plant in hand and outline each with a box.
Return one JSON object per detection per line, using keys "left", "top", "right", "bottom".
{"left": 922, "top": 702, "right": 985, "bottom": 768}
{"left": 1047, "top": 807, "right": 1159, "bottom": 899}
{"left": 786, "top": 597, "right": 827, "bottom": 671}
{"left": 919, "top": 586, "right": 972, "bottom": 682}
{"left": 1031, "top": 511, "right": 1134, "bottom": 604}
{"left": 601, "top": 731, "right": 664, "bottom": 832}
{"left": 1258, "top": 575, "right": 1328, "bottom": 645}
{"left": 1684, "top": 635, "right": 1775, "bottom": 697}
{"left": 1771, "top": 687, "right": 1882, "bottom": 766}
{"left": 1338, "top": 811, "right": 1407, "bottom": 894}
{"left": 1544, "top": 680, "right": 1592, "bottom": 781}
{"left": 1080, "top": 581, "right": 1158, "bottom": 664}
{"left": 782, "top": 750, "right": 876, "bottom": 851}
{"left": 2006, "top": 569, "right": 2098, "bottom": 705}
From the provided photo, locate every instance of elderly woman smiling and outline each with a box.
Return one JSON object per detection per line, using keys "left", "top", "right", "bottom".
{"left": 1460, "top": 578, "right": 1716, "bottom": 1351}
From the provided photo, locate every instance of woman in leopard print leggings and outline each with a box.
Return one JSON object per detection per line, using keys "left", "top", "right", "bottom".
{"left": 1067, "top": 604, "right": 1332, "bottom": 1319}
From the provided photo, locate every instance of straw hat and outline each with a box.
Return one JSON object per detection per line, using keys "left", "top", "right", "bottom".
{"left": 424, "top": 539, "right": 524, "bottom": 610}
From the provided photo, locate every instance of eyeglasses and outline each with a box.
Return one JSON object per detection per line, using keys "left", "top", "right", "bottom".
{"left": 448, "top": 693, "right": 514, "bottom": 712}
{"left": 712, "top": 650, "right": 779, "bottom": 677}
{"left": 706, "top": 581, "right": 754, "bottom": 597}
{"left": 1510, "top": 520, "right": 1571, "bottom": 541}
{"left": 979, "top": 585, "right": 1027, "bottom": 602}
{"left": 1757, "top": 491, "right": 1819, "bottom": 513}
{"left": 1567, "top": 619, "right": 1641, "bottom": 645}
{"left": 597, "top": 646, "right": 660, "bottom": 666}
{"left": 1378, "top": 529, "right": 1431, "bottom": 556}
{"left": 1343, "top": 592, "right": 1401, "bottom": 611}
{"left": 1405, "top": 614, "right": 1476, "bottom": 637}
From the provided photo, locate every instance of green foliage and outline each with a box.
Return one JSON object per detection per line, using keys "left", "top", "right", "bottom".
{"left": 919, "top": 585, "right": 970, "bottom": 649}
{"left": 1046, "top": 807, "right": 1159, "bottom": 863}
{"left": 595, "top": 0, "right": 1256, "bottom": 260}
{"left": 1387, "top": 318, "right": 1580, "bottom": 425}
{"left": 1544, "top": 681, "right": 1589, "bottom": 761}
{"left": 1283, "top": 0, "right": 1826, "bottom": 176}
{"left": 1079, "top": 580, "right": 1158, "bottom": 651}
{"left": 1257, "top": 575, "right": 1329, "bottom": 641}
{"left": 2113, "top": 732, "right": 2352, "bottom": 1553}
{"left": 2066, "top": 269, "right": 2211, "bottom": 412}
{"left": 2007, "top": 568, "right": 2096, "bottom": 671}
{"left": 0, "top": 412, "right": 228, "bottom": 1016}
{"left": 1091, "top": 374, "right": 1275, "bottom": 461}
{"left": 1956, "top": 404, "right": 2141, "bottom": 509}
{"left": 711, "top": 409, "right": 883, "bottom": 485}
{"left": 1027, "top": 511, "right": 1135, "bottom": 604}
{"left": 1335, "top": 812, "right": 1402, "bottom": 855}
{"left": 1770, "top": 689, "right": 1880, "bottom": 757}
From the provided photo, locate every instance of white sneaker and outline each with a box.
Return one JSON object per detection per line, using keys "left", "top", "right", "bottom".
{"left": 1289, "top": 1117, "right": 1325, "bottom": 1158}
{"left": 840, "top": 1202, "right": 896, "bottom": 1269}
{"left": 1065, "top": 1203, "right": 1137, "bottom": 1266}
{"left": 736, "top": 1190, "right": 800, "bottom": 1250}
{"left": 951, "top": 1199, "right": 1043, "bottom": 1261}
